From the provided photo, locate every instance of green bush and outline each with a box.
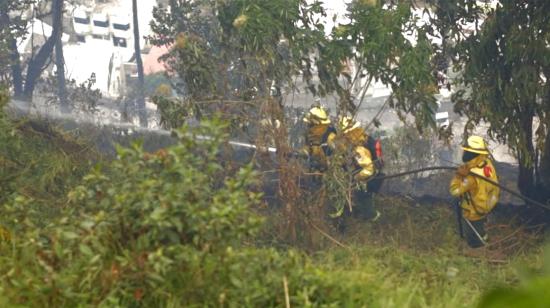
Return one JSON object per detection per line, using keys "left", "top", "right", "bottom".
{"left": 0, "top": 86, "right": 22, "bottom": 198}
{"left": 0, "top": 118, "right": 378, "bottom": 307}
{"left": 479, "top": 247, "right": 550, "bottom": 308}
{"left": 479, "top": 276, "right": 550, "bottom": 308}
{"left": 0, "top": 120, "right": 268, "bottom": 306}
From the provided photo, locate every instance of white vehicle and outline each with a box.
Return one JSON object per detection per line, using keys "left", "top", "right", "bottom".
{"left": 92, "top": 12, "right": 110, "bottom": 39}
{"left": 72, "top": 7, "right": 92, "bottom": 41}
{"left": 435, "top": 111, "right": 450, "bottom": 128}
{"left": 110, "top": 13, "right": 131, "bottom": 47}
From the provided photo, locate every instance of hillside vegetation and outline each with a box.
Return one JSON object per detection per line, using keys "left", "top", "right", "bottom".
{"left": 0, "top": 93, "right": 548, "bottom": 307}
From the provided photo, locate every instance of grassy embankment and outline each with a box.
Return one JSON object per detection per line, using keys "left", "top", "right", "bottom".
{"left": 0, "top": 97, "right": 545, "bottom": 306}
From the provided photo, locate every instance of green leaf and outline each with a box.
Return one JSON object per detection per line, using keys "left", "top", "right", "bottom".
{"left": 79, "top": 244, "right": 93, "bottom": 256}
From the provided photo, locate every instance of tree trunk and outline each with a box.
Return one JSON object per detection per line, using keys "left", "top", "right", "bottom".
{"left": 0, "top": 8, "right": 24, "bottom": 97}
{"left": 517, "top": 108, "right": 537, "bottom": 199}
{"left": 22, "top": 19, "right": 59, "bottom": 101}
{"left": 540, "top": 67, "right": 550, "bottom": 202}
{"left": 540, "top": 131, "right": 550, "bottom": 201}
{"left": 9, "top": 37, "right": 24, "bottom": 98}
{"left": 133, "top": 0, "right": 147, "bottom": 127}
{"left": 53, "top": 0, "right": 68, "bottom": 112}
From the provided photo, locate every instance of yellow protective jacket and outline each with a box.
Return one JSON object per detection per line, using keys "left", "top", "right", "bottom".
{"left": 303, "top": 124, "right": 336, "bottom": 170}
{"left": 336, "top": 127, "right": 375, "bottom": 181}
{"left": 353, "top": 145, "right": 375, "bottom": 181}
{"left": 449, "top": 155, "right": 500, "bottom": 221}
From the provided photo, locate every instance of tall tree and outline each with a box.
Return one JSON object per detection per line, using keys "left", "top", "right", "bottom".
{"left": 319, "top": 1, "right": 438, "bottom": 128}
{"left": 489, "top": 0, "right": 547, "bottom": 200}
{"left": 150, "top": 0, "right": 327, "bottom": 108}
{"left": 432, "top": 0, "right": 550, "bottom": 201}
{"left": 22, "top": 1, "right": 62, "bottom": 101}
{"left": 0, "top": 0, "right": 34, "bottom": 97}
{"left": 133, "top": 0, "right": 147, "bottom": 127}
{"left": 150, "top": 0, "right": 437, "bottom": 128}
{"left": 0, "top": 0, "right": 66, "bottom": 103}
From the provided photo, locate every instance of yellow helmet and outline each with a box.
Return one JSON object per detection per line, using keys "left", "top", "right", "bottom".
{"left": 303, "top": 106, "right": 331, "bottom": 125}
{"left": 462, "top": 135, "right": 489, "bottom": 155}
{"left": 338, "top": 115, "right": 361, "bottom": 134}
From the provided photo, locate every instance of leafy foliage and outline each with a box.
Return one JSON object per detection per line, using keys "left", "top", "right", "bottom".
{"left": 0, "top": 0, "right": 35, "bottom": 77}
{"left": 150, "top": 0, "right": 439, "bottom": 128}
{"left": 148, "top": 0, "right": 446, "bottom": 246}
{"left": 479, "top": 247, "right": 550, "bottom": 308}
{"left": 2, "top": 1, "right": 550, "bottom": 306}
{"left": 37, "top": 75, "right": 103, "bottom": 114}
{"left": 429, "top": 0, "right": 550, "bottom": 199}
{"left": 0, "top": 120, "right": 266, "bottom": 305}
{"left": 150, "top": 0, "right": 326, "bottom": 123}
{"left": 319, "top": 1, "right": 438, "bottom": 125}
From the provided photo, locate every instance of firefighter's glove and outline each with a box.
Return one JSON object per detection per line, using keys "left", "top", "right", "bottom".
{"left": 456, "top": 165, "right": 470, "bottom": 177}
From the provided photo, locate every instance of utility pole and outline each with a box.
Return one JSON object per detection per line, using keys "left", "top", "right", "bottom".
{"left": 53, "top": 0, "right": 68, "bottom": 112}
{"left": 132, "top": 0, "right": 147, "bottom": 127}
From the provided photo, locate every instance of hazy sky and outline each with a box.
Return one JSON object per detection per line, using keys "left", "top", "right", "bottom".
{"left": 314, "top": 0, "right": 352, "bottom": 35}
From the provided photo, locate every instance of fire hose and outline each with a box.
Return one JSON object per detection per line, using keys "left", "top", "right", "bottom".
{"left": 366, "top": 166, "right": 550, "bottom": 211}
{"left": 365, "top": 166, "right": 550, "bottom": 245}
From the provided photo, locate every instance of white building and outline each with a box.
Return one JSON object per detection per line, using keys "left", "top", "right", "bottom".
{"left": 92, "top": 12, "right": 110, "bottom": 39}
{"left": 72, "top": 6, "right": 93, "bottom": 41}
{"left": 63, "top": 0, "right": 157, "bottom": 97}
{"left": 110, "top": 13, "right": 132, "bottom": 47}
{"left": 17, "top": 19, "right": 70, "bottom": 55}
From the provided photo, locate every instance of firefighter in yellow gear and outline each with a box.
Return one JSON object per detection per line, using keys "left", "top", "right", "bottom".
{"left": 337, "top": 116, "right": 381, "bottom": 221}
{"left": 302, "top": 106, "right": 337, "bottom": 172}
{"left": 450, "top": 135, "right": 500, "bottom": 248}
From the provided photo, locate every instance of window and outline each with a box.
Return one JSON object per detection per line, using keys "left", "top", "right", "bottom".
{"left": 74, "top": 17, "right": 90, "bottom": 24}
{"left": 93, "top": 20, "right": 109, "bottom": 27}
{"left": 113, "top": 23, "right": 130, "bottom": 31}
{"left": 113, "top": 37, "right": 127, "bottom": 47}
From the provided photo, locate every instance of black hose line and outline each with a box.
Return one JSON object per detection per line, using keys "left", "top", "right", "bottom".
{"left": 369, "top": 166, "right": 550, "bottom": 211}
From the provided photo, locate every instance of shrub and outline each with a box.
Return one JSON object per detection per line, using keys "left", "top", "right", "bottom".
{"left": 479, "top": 247, "right": 550, "bottom": 308}
{"left": 0, "top": 120, "right": 265, "bottom": 306}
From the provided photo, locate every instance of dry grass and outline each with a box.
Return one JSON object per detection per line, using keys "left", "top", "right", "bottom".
{"left": 338, "top": 194, "right": 544, "bottom": 261}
